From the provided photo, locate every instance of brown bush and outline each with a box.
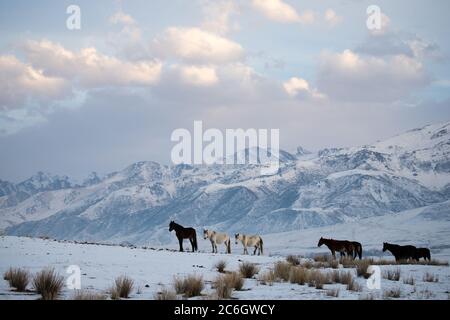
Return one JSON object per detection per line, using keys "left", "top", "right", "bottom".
{"left": 403, "top": 276, "right": 415, "bottom": 285}
{"left": 259, "top": 270, "right": 276, "bottom": 286}
{"left": 423, "top": 272, "right": 439, "bottom": 283}
{"left": 154, "top": 287, "right": 178, "bottom": 300}
{"left": 274, "top": 261, "right": 292, "bottom": 281}
{"left": 5, "top": 267, "right": 29, "bottom": 292}
{"left": 225, "top": 272, "right": 244, "bottom": 291}
{"left": 110, "top": 275, "right": 134, "bottom": 299}
{"left": 239, "top": 262, "right": 259, "bottom": 278}
{"left": 289, "top": 266, "right": 309, "bottom": 285}
{"left": 214, "top": 275, "right": 233, "bottom": 299}
{"left": 383, "top": 287, "right": 401, "bottom": 298}
{"left": 72, "top": 290, "right": 107, "bottom": 300}
{"left": 214, "top": 260, "right": 227, "bottom": 273}
{"left": 33, "top": 268, "right": 64, "bottom": 300}
{"left": 383, "top": 268, "right": 401, "bottom": 281}
{"left": 173, "top": 274, "right": 204, "bottom": 297}
{"left": 286, "top": 255, "right": 300, "bottom": 266}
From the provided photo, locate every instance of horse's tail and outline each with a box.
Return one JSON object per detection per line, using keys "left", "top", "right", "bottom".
{"left": 193, "top": 230, "right": 198, "bottom": 251}
{"left": 227, "top": 238, "right": 231, "bottom": 254}
{"left": 259, "top": 237, "right": 264, "bottom": 255}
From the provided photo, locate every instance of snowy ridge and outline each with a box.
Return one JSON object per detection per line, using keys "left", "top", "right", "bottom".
{"left": 0, "top": 121, "right": 449, "bottom": 245}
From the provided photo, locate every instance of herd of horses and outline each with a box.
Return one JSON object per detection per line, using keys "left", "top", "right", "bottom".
{"left": 168, "top": 221, "right": 431, "bottom": 261}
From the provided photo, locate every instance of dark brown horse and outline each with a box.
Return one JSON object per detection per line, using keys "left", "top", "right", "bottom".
{"left": 415, "top": 248, "right": 431, "bottom": 261}
{"left": 352, "top": 241, "right": 363, "bottom": 260}
{"left": 318, "top": 237, "right": 355, "bottom": 259}
{"left": 169, "top": 221, "right": 198, "bottom": 252}
{"left": 382, "top": 242, "right": 418, "bottom": 262}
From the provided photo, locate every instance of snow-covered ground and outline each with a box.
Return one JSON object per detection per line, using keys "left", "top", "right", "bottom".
{"left": 1, "top": 235, "right": 449, "bottom": 300}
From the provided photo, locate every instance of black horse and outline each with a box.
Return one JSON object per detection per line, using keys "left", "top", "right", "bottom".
{"left": 352, "top": 241, "right": 363, "bottom": 260}
{"left": 169, "top": 221, "right": 198, "bottom": 252}
{"left": 415, "top": 248, "right": 431, "bottom": 261}
{"left": 382, "top": 242, "right": 418, "bottom": 262}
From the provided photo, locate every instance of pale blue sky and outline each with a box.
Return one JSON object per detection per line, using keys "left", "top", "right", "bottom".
{"left": 0, "top": 0, "right": 449, "bottom": 181}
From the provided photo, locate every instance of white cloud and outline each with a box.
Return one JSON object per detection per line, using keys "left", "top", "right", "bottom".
{"left": 0, "top": 55, "right": 69, "bottom": 110}
{"left": 153, "top": 27, "right": 244, "bottom": 63}
{"left": 109, "top": 11, "right": 136, "bottom": 26}
{"left": 178, "top": 65, "right": 218, "bottom": 86}
{"left": 283, "top": 77, "right": 325, "bottom": 99}
{"left": 252, "top": 0, "right": 314, "bottom": 24}
{"left": 23, "top": 40, "right": 162, "bottom": 88}
{"left": 317, "top": 49, "right": 429, "bottom": 102}
{"left": 324, "top": 9, "right": 342, "bottom": 27}
{"left": 201, "top": 0, "right": 239, "bottom": 35}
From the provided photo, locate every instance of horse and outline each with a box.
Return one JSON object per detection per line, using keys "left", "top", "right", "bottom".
{"left": 415, "top": 247, "right": 431, "bottom": 261}
{"left": 169, "top": 221, "right": 198, "bottom": 252}
{"left": 382, "top": 242, "right": 418, "bottom": 262}
{"left": 351, "top": 241, "right": 363, "bottom": 260}
{"left": 317, "top": 237, "right": 355, "bottom": 259}
{"left": 235, "top": 233, "right": 263, "bottom": 255}
{"left": 203, "top": 229, "right": 231, "bottom": 254}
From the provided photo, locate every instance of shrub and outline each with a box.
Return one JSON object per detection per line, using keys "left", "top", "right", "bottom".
{"left": 225, "top": 272, "right": 244, "bottom": 291}
{"left": 383, "top": 288, "right": 401, "bottom": 298}
{"left": 154, "top": 287, "right": 177, "bottom": 300}
{"left": 423, "top": 272, "right": 439, "bottom": 282}
{"left": 286, "top": 255, "right": 300, "bottom": 266}
{"left": 33, "top": 268, "right": 64, "bottom": 300}
{"left": 356, "top": 259, "right": 372, "bottom": 278}
{"left": 173, "top": 274, "right": 204, "bottom": 297}
{"left": 110, "top": 275, "right": 134, "bottom": 299}
{"left": 274, "top": 262, "right": 292, "bottom": 281}
{"left": 214, "top": 260, "right": 227, "bottom": 273}
{"left": 5, "top": 267, "right": 29, "bottom": 292}
{"left": 314, "top": 255, "right": 331, "bottom": 263}
{"left": 383, "top": 268, "right": 401, "bottom": 281}
{"left": 72, "top": 290, "right": 107, "bottom": 300}
{"left": 307, "top": 270, "right": 330, "bottom": 289}
{"left": 259, "top": 270, "right": 276, "bottom": 286}
{"left": 239, "top": 262, "right": 259, "bottom": 278}
{"left": 347, "top": 279, "right": 361, "bottom": 292}
{"left": 214, "top": 275, "right": 233, "bottom": 299}
{"left": 289, "top": 267, "right": 309, "bottom": 285}
{"left": 403, "top": 276, "right": 415, "bottom": 285}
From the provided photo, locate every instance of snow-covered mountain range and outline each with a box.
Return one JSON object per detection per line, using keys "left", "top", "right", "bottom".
{"left": 1, "top": 122, "right": 449, "bottom": 245}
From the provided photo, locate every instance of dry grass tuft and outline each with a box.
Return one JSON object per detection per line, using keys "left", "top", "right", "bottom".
{"left": 307, "top": 270, "right": 330, "bottom": 289}
{"left": 423, "top": 272, "right": 439, "bottom": 283}
{"left": 72, "top": 290, "right": 107, "bottom": 300}
{"left": 347, "top": 279, "right": 362, "bottom": 292}
{"left": 289, "top": 266, "right": 309, "bottom": 285}
{"left": 355, "top": 259, "right": 372, "bottom": 278}
{"left": 5, "top": 267, "right": 29, "bottom": 292}
{"left": 154, "top": 287, "right": 178, "bottom": 300}
{"left": 259, "top": 270, "right": 276, "bottom": 286}
{"left": 214, "top": 260, "right": 227, "bottom": 273}
{"left": 173, "top": 274, "right": 204, "bottom": 297}
{"left": 239, "top": 262, "right": 259, "bottom": 278}
{"left": 110, "top": 275, "right": 134, "bottom": 299}
{"left": 225, "top": 272, "right": 244, "bottom": 291}
{"left": 383, "top": 287, "right": 401, "bottom": 298}
{"left": 403, "top": 276, "right": 415, "bottom": 285}
{"left": 383, "top": 268, "right": 401, "bottom": 281}
{"left": 33, "top": 268, "right": 64, "bottom": 300}
{"left": 286, "top": 255, "right": 300, "bottom": 266}
{"left": 274, "top": 261, "right": 292, "bottom": 281}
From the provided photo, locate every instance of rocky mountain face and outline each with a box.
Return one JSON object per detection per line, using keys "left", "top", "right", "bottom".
{"left": 1, "top": 122, "right": 449, "bottom": 245}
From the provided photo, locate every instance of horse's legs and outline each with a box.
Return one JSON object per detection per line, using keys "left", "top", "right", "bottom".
{"left": 178, "top": 237, "right": 184, "bottom": 252}
{"left": 214, "top": 243, "right": 218, "bottom": 253}
{"left": 211, "top": 241, "right": 215, "bottom": 253}
{"left": 253, "top": 246, "right": 257, "bottom": 255}
{"left": 332, "top": 250, "right": 336, "bottom": 260}
{"left": 188, "top": 238, "right": 194, "bottom": 252}
{"left": 244, "top": 246, "right": 248, "bottom": 255}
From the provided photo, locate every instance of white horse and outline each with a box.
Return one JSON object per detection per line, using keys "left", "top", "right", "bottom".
{"left": 235, "top": 233, "right": 263, "bottom": 255}
{"left": 203, "top": 229, "right": 231, "bottom": 254}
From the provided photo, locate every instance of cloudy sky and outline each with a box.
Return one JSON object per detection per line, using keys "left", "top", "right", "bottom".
{"left": 1, "top": 0, "right": 450, "bottom": 182}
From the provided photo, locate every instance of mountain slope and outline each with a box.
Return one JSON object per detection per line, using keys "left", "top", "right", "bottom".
{"left": 2, "top": 121, "right": 450, "bottom": 244}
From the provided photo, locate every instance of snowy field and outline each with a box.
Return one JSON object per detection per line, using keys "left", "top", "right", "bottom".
{"left": 1, "top": 234, "right": 449, "bottom": 300}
